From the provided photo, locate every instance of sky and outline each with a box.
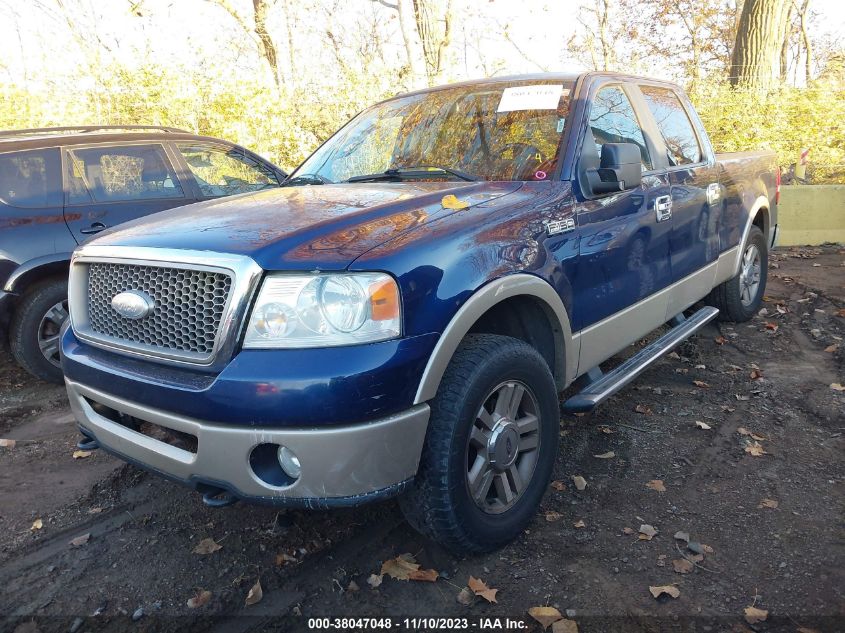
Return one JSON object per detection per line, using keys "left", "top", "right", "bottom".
{"left": 0, "top": 0, "right": 843, "bottom": 87}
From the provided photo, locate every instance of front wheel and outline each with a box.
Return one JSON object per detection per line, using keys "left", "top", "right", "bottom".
{"left": 9, "top": 278, "right": 68, "bottom": 383}
{"left": 706, "top": 225, "right": 767, "bottom": 322}
{"left": 399, "top": 334, "right": 559, "bottom": 554}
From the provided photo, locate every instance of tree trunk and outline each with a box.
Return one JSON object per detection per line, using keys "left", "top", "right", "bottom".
{"left": 252, "top": 0, "right": 280, "bottom": 88}
{"left": 412, "top": 0, "right": 453, "bottom": 85}
{"left": 798, "top": 0, "right": 812, "bottom": 83}
{"left": 779, "top": 1, "right": 793, "bottom": 80}
{"left": 730, "top": 0, "right": 790, "bottom": 88}
{"left": 396, "top": 0, "right": 423, "bottom": 84}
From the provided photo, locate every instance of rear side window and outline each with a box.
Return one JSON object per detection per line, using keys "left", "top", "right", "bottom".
{"left": 639, "top": 86, "right": 702, "bottom": 166}
{"left": 0, "top": 149, "right": 62, "bottom": 208}
{"left": 176, "top": 144, "right": 280, "bottom": 197}
{"left": 64, "top": 144, "right": 184, "bottom": 204}
{"left": 588, "top": 86, "right": 652, "bottom": 170}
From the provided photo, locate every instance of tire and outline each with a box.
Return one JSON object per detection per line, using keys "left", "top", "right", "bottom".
{"left": 706, "top": 225, "right": 767, "bottom": 322}
{"left": 9, "top": 278, "right": 69, "bottom": 384}
{"left": 399, "top": 334, "right": 559, "bottom": 554}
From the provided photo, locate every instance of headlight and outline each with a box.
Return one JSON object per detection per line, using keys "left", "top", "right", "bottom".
{"left": 243, "top": 273, "right": 401, "bottom": 348}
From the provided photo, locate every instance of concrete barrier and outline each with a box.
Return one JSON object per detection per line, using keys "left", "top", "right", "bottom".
{"left": 777, "top": 185, "right": 845, "bottom": 246}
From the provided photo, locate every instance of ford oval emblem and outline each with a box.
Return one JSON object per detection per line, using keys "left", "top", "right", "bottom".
{"left": 111, "top": 290, "right": 154, "bottom": 320}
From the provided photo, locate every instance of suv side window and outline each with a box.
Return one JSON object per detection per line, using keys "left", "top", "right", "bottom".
{"left": 639, "top": 86, "right": 702, "bottom": 166}
{"left": 64, "top": 144, "right": 184, "bottom": 204}
{"left": 588, "top": 86, "right": 652, "bottom": 170}
{"left": 0, "top": 148, "right": 62, "bottom": 208}
{"left": 176, "top": 144, "right": 280, "bottom": 198}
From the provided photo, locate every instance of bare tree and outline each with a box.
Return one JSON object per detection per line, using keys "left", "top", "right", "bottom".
{"left": 730, "top": 0, "right": 790, "bottom": 88}
{"left": 411, "top": 0, "right": 453, "bottom": 84}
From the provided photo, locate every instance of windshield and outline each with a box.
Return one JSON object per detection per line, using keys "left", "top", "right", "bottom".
{"left": 293, "top": 80, "right": 573, "bottom": 183}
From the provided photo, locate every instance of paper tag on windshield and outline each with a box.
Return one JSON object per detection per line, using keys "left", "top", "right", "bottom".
{"left": 497, "top": 85, "right": 566, "bottom": 112}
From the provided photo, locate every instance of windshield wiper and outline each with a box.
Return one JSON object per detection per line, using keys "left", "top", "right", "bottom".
{"left": 282, "top": 173, "right": 331, "bottom": 187}
{"left": 346, "top": 166, "right": 479, "bottom": 183}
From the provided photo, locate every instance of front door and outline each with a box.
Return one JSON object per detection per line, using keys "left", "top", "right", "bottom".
{"left": 62, "top": 143, "right": 192, "bottom": 243}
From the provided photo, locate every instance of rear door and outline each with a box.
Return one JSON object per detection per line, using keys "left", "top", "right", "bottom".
{"left": 636, "top": 85, "right": 720, "bottom": 313}
{"left": 172, "top": 143, "right": 282, "bottom": 200}
{"left": 62, "top": 142, "right": 192, "bottom": 243}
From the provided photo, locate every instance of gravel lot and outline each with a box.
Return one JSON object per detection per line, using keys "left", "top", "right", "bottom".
{"left": 1, "top": 246, "right": 843, "bottom": 633}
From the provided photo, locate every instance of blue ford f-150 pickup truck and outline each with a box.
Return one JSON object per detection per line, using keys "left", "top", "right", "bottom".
{"left": 61, "top": 73, "right": 779, "bottom": 553}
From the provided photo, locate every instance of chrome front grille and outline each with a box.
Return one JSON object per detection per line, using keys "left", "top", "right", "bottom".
{"left": 86, "top": 263, "right": 232, "bottom": 357}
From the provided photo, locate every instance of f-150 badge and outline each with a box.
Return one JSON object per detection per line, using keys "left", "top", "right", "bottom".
{"left": 546, "top": 218, "right": 575, "bottom": 235}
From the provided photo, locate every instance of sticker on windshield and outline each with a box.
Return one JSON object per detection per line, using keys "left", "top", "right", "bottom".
{"left": 497, "top": 85, "right": 566, "bottom": 112}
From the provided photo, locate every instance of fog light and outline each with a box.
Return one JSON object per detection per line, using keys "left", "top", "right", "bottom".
{"left": 277, "top": 446, "right": 301, "bottom": 479}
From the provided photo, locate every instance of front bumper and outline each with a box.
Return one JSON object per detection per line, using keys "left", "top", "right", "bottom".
{"left": 67, "top": 379, "right": 430, "bottom": 506}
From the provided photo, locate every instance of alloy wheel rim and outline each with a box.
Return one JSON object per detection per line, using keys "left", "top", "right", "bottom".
{"left": 38, "top": 300, "right": 68, "bottom": 368}
{"left": 465, "top": 380, "right": 541, "bottom": 515}
{"left": 739, "top": 244, "right": 761, "bottom": 307}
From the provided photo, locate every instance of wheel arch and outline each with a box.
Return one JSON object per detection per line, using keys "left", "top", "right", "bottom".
{"left": 731, "top": 196, "right": 769, "bottom": 277}
{"left": 4, "top": 253, "right": 72, "bottom": 294}
{"left": 413, "top": 274, "right": 577, "bottom": 404}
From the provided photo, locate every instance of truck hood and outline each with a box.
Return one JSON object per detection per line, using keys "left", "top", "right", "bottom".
{"left": 91, "top": 181, "right": 522, "bottom": 270}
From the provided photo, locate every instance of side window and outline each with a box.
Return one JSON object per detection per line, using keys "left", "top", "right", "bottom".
{"left": 65, "top": 144, "right": 183, "bottom": 204}
{"left": 588, "top": 86, "right": 652, "bottom": 170}
{"left": 176, "top": 144, "right": 280, "bottom": 197}
{"left": 0, "top": 148, "right": 62, "bottom": 208}
{"left": 639, "top": 86, "right": 702, "bottom": 166}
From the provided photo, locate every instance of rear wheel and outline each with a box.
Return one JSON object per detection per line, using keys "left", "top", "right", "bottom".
{"left": 399, "top": 334, "right": 559, "bottom": 554}
{"left": 706, "top": 225, "right": 767, "bottom": 322}
{"left": 9, "top": 278, "right": 68, "bottom": 384}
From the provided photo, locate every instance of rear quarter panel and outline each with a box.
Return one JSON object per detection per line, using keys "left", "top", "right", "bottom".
{"left": 715, "top": 150, "right": 778, "bottom": 252}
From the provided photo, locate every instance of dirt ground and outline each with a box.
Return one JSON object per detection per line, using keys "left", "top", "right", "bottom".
{"left": 1, "top": 246, "right": 843, "bottom": 633}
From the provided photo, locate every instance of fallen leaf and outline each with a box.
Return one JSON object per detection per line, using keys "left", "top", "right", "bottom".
{"left": 750, "top": 369, "right": 763, "bottom": 380}
{"left": 245, "top": 580, "right": 263, "bottom": 606}
{"left": 468, "top": 576, "right": 498, "bottom": 603}
{"left": 639, "top": 524, "right": 658, "bottom": 540}
{"left": 693, "top": 380, "right": 710, "bottom": 389}
{"left": 31, "top": 518, "right": 43, "bottom": 531}
{"left": 646, "top": 479, "right": 666, "bottom": 492}
{"left": 758, "top": 498, "right": 778, "bottom": 509}
{"left": 193, "top": 538, "right": 222, "bottom": 555}
{"left": 796, "top": 628, "right": 821, "bottom": 633}
{"left": 573, "top": 519, "right": 586, "bottom": 528}
{"left": 593, "top": 451, "right": 615, "bottom": 459}
{"left": 572, "top": 475, "right": 587, "bottom": 491}
{"left": 598, "top": 425, "right": 615, "bottom": 434}
{"left": 0, "top": 438, "right": 15, "bottom": 448}
{"left": 745, "top": 441, "right": 768, "bottom": 457}
{"left": 735, "top": 394, "right": 750, "bottom": 401}
{"left": 367, "top": 573, "right": 382, "bottom": 588}
{"left": 186, "top": 589, "right": 212, "bottom": 609}
{"left": 69, "top": 533, "right": 90, "bottom": 547}
{"left": 88, "top": 507, "right": 103, "bottom": 514}
{"left": 72, "top": 450, "right": 92, "bottom": 459}
{"left": 673, "top": 558, "right": 694, "bottom": 574}
{"left": 714, "top": 336, "right": 727, "bottom": 345}
{"left": 622, "top": 527, "right": 636, "bottom": 535}
{"left": 550, "top": 480, "right": 567, "bottom": 491}
{"left": 545, "top": 511, "right": 563, "bottom": 522}
{"left": 700, "top": 543, "right": 714, "bottom": 554}
{"left": 456, "top": 587, "right": 473, "bottom": 605}
{"left": 274, "top": 551, "right": 297, "bottom": 566}
{"left": 528, "top": 606, "right": 563, "bottom": 630}
{"left": 824, "top": 344, "right": 839, "bottom": 353}
{"left": 381, "top": 553, "right": 419, "bottom": 580}
{"left": 838, "top": 308, "right": 845, "bottom": 317}
{"left": 764, "top": 322, "right": 778, "bottom": 332}
{"left": 441, "top": 194, "right": 470, "bottom": 210}
{"left": 694, "top": 421, "right": 712, "bottom": 430}
{"left": 673, "top": 531, "right": 690, "bottom": 543}
{"left": 743, "top": 606, "right": 768, "bottom": 624}
{"left": 635, "top": 404, "right": 653, "bottom": 415}
{"left": 552, "top": 619, "right": 579, "bottom": 633}
{"left": 409, "top": 568, "right": 439, "bottom": 582}
{"left": 737, "top": 427, "right": 766, "bottom": 441}
{"left": 830, "top": 383, "right": 845, "bottom": 391}
{"left": 347, "top": 580, "right": 359, "bottom": 592}
{"left": 649, "top": 585, "right": 680, "bottom": 599}
{"left": 667, "top": 351, "right": 681, "bottom": 360}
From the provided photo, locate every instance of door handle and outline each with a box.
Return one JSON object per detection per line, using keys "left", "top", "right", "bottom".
{"left": 654, "top": 195, "right": 672, "bottom": 222}
{"left": 80, "top": 222, "right": 108, "bottom": 235}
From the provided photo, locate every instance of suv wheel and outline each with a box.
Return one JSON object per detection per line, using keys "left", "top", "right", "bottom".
{"left": 10, "top": 278, "right": 68, "bottom": 384}
{"left": 399, "top": 334, "right": 558, "bottom": 554}
{"left": 706, "top": 225, "right": 767, "bottom": 322}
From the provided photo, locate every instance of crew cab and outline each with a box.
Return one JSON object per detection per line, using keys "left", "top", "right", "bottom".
{"left": 0, "top": 125, "right": 286, "bottom": 383}
{"left": 61, "top": 73, "right": 778, "bottom": 553}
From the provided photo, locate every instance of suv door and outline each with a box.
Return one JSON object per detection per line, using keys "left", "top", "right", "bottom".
{"left": 173, "top": 143, "right": 282, "bottom": 200}
{"left": 62, "top": 142, "right": 192, "bottom": 243}
{"left": 637, "top": 85, "right": 720, "bottom": 313}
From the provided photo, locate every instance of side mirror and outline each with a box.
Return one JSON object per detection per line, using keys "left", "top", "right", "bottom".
{"left": 587, "top": 143, "right": 642, "bottom": 195}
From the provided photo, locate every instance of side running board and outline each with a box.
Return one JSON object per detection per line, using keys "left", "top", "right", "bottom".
{"left": 563, "top": 306, "right": 720, "bottom": 413}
